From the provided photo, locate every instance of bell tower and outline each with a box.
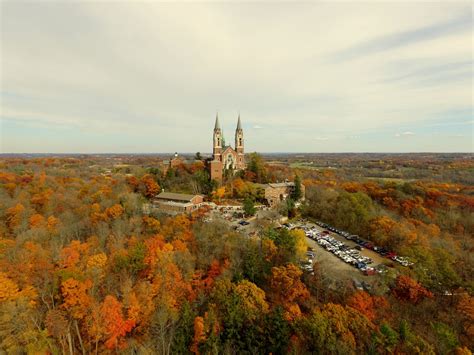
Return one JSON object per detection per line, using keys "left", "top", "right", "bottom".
{"left": 213, "top": 113, "right": 222, "bottom": 161}
{"left": 235, "top": 114, "right": 245, "bottom": 168}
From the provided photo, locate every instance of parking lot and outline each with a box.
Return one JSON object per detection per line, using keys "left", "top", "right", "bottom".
{"left": 204, "top": 207, "right": 411, "bottom": 288}
{"left": 205, "top": 206, "right": 279, "bottom": 235}
{"left": 286, "top": 220, "right": 413, "bottom": 273}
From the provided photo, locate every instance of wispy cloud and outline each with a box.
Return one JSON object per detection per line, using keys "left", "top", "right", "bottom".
{"left": 332, "top": 12, "right": 471, "bottom": 62}
{"left": 381, "top": 61, "right": 472, "bottom": 86}
{"left": 395, "top": 131, "right": 416, "bottom": 137}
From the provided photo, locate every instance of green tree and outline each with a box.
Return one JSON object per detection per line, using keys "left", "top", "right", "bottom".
{"left": 192, "top": 170, "right": 213, "bottom": 195}
{"left": 291, "top": 174, "right": 303, "bottom": 200}
{"left": 380, "top": 323, "right": 399, "bottom": 351}
{"left": 194, "top": 152, "right": 202, "bottom": 161}
{"left": 243, "top": 197, "right": 256, "bottom": 217}
{"left": 241, "top": 241, "right": 270, "bottom": 285}
{"left": 247, "top": 153, "right": 267, "bottom": 183}
{"left": 265, "top": 227, "right": 301, "bottom": 263}
{"left": 431, "top": 322, "right": 459, "bottom": 354}
{"left": 147, "top": 167, "right": 161, "bottom": 176}
{"left": 279, "top": 198, "right": 296, "bottom": 218}
{"left": 399, "top": 319, "right": 410, "bottom": 341}
{"left": 264, "top": 306, "right": 290, "bottom": 354}
{"left": 171, "top": 301, "right": 196, "bottom": 354}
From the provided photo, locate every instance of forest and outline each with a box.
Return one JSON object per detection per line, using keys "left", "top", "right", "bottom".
{"left": 0, "top": 154, "right": 473, "bottom": 354}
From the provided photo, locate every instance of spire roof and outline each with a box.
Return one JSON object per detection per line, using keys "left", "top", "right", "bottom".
{"left": 214, "top": 112, "right": 220, "bottom": 130}
{"left": 236, "top": 113, "right": 242, "bottom": 130}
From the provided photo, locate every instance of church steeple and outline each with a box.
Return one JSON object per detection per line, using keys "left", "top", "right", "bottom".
{"left": 236, "top": 113, "right": 242, "bottom": 130}
{"left": 235, "top": 114, "right": 244, "bottom": 155}
{"left": 213, "top": 112, "right": 222, "bottom": 160}
{"left": 214, "top": 113, "right": 220, "bottom": 130}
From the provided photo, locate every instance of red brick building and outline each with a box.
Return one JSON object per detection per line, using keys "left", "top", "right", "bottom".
{"left": 208, "top": 113, "right": 246, "bottom": 182}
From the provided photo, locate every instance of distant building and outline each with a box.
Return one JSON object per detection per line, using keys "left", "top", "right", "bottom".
{"left": 162, "top": 153, "right": 196, "bottom": 174}
{"left": 260, "top": 181, "right": 305, "bottom": 207}
{"left": 208, "top": 113, "right": 246, "bottom": 182}
{"left": 153, "top": 192, "right": 204, "bottom": 214}
{"left": 169, "top": 152, "right": 185, "bottom": 169}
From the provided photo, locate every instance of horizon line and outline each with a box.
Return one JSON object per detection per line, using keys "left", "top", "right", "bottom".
{"left": 0, "top": 151, "right": 473, "bottom": 155}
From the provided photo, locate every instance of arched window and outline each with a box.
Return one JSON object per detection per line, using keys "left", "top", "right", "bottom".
{"left": 217, "top": 138, "right": 220, "bottom": 146}
{"left": 226, "top": 153, "right": 235, "bottom": 169}
{"left": 239, "top": 138, "right": 242, "bottom": 146}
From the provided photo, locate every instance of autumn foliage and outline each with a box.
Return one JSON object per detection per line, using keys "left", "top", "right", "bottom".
{"left": 392, "top": 275, "right": 433, "bottom": 304}
{"left": 0, "top": 156, "right": 472, "bottom": 353}
{"left": 101, "top": 295, "right": 136, "bottom": 349}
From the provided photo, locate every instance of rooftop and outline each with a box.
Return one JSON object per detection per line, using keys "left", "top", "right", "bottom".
{"left": 156, "top": 191, "right": 201, "bottom": 202}
{"left": 154, "top": 200, "right": 194, "bottom": 207}
{"left": 267, "top": 182, "right": 296, "bottom": 188}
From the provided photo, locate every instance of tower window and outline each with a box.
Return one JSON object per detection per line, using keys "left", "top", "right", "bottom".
{"left": 217, "top": 138, "right": 220, "bottom": 146}
{"left": 239, "top": 138, "right": 242, "bottom": 145}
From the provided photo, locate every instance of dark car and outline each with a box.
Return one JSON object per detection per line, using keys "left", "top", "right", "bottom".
{"left": 356, "top": 262, "right": 366, "bottom": 269}
{"left": 239, "top": 220, "right": 250, "bottom": 226}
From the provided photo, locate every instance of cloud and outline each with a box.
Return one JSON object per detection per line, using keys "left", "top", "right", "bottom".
{"left": 314, "top": 136, "right": 330, "bottom": 141}
{"left": 1, "top": 2, "right": 471, "bottom": 153}
{"left": 332, "top": 11, "right": 471, "bottom": 62}
{"left": 395, "top": 131, "right": 416, "bottom": 137}
{"left": 380, "top": 60, "right": 472, "bottom": 87}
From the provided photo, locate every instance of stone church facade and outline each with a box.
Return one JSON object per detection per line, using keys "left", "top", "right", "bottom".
{"left": 208, "top": 114, "right": 246, "bottom": 182}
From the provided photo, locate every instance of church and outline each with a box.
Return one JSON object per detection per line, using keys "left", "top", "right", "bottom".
{"left": 208, "top": 113, "right": 246, "bottom": 182}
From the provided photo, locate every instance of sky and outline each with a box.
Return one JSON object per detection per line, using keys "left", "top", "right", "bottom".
{"left": 1, "top": 1, "right": 472, "bottom": 153}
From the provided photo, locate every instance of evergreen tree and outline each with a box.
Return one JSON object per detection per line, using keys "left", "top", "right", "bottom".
{"left": 264, "top": 307, "right": 290, "bottom": 354}
{"left": 243, "top": 197, "right": 256, "bottom": 217}
{"left": 247, "top": 152, "right": 267, "bottom": 183}
{"left": 291, "top": 174, "right": 302, "bottom": 200}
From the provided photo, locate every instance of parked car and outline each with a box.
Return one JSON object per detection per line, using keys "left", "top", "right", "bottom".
{"left": 352, "top": 279, "right": 364, "bottom": 291}
{"left": 386, "top": 252, "right": 397, "bottom": 259}
{"left": 364, "top": 268, "right": 376, "bottom": 276}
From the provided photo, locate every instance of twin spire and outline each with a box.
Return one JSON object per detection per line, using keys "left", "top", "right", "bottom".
{"left": 214, "top": 112, "right": 242, "bottom": 131}
{"left": 236, "top": 113, "right": 242, "bottom": 131}
{"left": 214, "top": 113, "right": 221, "bottom": 130}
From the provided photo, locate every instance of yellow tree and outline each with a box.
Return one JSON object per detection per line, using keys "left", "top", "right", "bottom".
{"left": 289, "top": 229, "right": 308, "bottom": 260}
{"left": 213, "top": 187, "right": 226, "bottom": 202}
{"left": 235, "top": 280, "right": 269, "bottom": 321}
{"left": 6, "top": 203, "right": 25, "bottom": 230}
